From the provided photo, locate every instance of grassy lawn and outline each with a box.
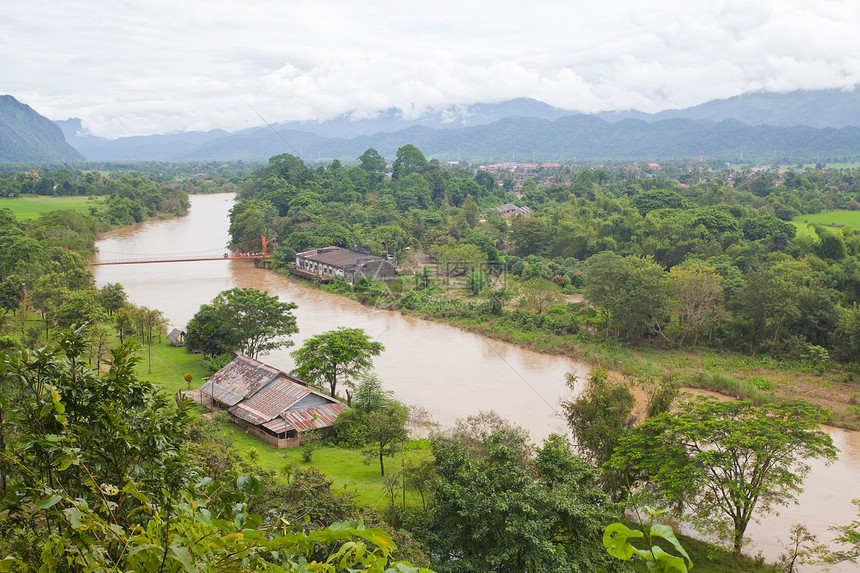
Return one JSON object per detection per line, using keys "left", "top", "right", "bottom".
{"left": 793, "top": 209, "right": 860, "bottom": 233}
{"left": 134, "top": 338, "right": 431, "bottom": 508}
{"left": 0, "top": 195, "right": 103, "bottom": 220}
{"left": 223, "top": 425, "right": 432, "bottom": 508}
{"left": 133, "top": 338, "right": 211, "bottom": 394}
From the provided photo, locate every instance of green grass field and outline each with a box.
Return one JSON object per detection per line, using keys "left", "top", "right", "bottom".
{"left": 793, "top": 209, "right": 860, "bottom": 228}
{"left": 135, "top": 337, "right": 430, "bottom": 507}
{"left": 134, "top": 337, "right": 212, "bottom": 394}
{"left": 792, "top": 209, "right": 860, "bottom": 238}
{"left": 0, "top": 195, "right": 103, "bottom": 220}
{"left": 224, "top": 425, "right": 432, "bottom": 507}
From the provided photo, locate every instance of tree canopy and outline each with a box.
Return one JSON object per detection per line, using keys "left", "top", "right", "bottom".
{"left": 418, "top": 428, "right": 624, "bottom": 573}
{"left": 291, "top": 327, "right": 384, "bottom": 400}
{"left": 185, "top": 287, "right": 298, "bottom": 358}
{"left": 611, "top": 397, "right": 838, "bottom": 554}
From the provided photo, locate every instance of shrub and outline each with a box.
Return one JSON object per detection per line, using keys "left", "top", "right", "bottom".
{"left": 332, "top": 408, "right": 369, "bottom": 448}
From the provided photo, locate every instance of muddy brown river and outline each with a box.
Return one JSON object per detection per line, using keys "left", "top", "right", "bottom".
{"left": 94, "top": 193, "right": 859, "bottom": 570}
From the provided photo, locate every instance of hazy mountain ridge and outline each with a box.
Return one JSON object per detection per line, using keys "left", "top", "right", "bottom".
{"left": 4, "top": 89, "right": 860, "bottom": 162}
{"left": 257, "top": 115, "right": 860, "bottom": 163}
{"left": 0, "top": 96, "right": 83, "bottom": 162}
{"left": 266, "top": 98, "right": 572, "bottom": 138}
{"left": 54, "top": 118, "right": 233, "bottom": 161}
{"left": 59, "top": 88, "right": 860, "bottom": 162}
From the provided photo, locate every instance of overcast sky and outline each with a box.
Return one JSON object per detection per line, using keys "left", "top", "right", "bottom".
{"left": 4, "top": 0, "right": 860, "bottom": 139}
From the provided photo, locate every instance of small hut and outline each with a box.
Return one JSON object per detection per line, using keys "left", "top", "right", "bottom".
{"left": 166, "top": 328, "right": 186, "bottom": 347}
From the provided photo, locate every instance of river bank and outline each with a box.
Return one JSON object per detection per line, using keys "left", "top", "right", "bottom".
{"left": 270, "top": 264, "right": 860, "bottom": 431}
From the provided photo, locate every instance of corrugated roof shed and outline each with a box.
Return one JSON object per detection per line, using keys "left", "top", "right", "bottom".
{"left": 197, "top": 355, "right": 288, "bottom": 407}
{"left": 261, "top": 402, "right": 349, "bottom": 434}
{"left": 229, "top": 376, "right": 348, "bottom": 432}
{"left": 228, "top": 378, "right": 310, "bottom": 425}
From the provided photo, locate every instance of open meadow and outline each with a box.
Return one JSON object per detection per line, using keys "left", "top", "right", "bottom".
{"left": 792, "top": 208, "right": 860, "bottom": 237}
{"left": 0, "top": 195, "right": 103, "bottom": 219}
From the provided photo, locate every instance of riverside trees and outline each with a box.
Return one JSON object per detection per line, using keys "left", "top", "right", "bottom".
{"left": 291, "top": 327, "right": 384, "bottom": 401}
{"left": 231, "top": 148, "right": 860, "bottom": 363}
{"left": 611, "top": 398, "right": 837, "bottom": 555}
{"left": 185, "top": 287, "right": 298, "bottom": 359}
{"left": 417, "top": 428, "right": 624, "bottom": 573}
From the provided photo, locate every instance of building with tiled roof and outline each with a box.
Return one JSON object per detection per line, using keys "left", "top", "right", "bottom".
{"left": 295, "top": 246, "right": 397, "bottom": 283}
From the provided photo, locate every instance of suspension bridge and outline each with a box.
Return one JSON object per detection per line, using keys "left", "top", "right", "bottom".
{"left": 91, "top": 237, "right": 270, "bottom": 266}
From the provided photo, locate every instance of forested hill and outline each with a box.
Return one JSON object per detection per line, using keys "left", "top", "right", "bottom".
{"left": 0, "top": 95, "right": 84, "bottom": 162}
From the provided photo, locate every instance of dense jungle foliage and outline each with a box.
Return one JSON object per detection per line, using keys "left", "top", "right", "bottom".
{"left": 230, "top": 147, "right": 860, "bottom": 364}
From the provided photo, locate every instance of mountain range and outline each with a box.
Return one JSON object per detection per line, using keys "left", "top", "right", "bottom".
{"left": 2, "top": 88, "right": 860, "bottom": 163}
{"left": 0, "top": 95, "right": 83, "bottom": 162}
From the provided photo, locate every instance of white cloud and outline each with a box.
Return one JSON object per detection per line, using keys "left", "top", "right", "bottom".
{"left": 3, "top": 0, "right": 859, "bottom": 138}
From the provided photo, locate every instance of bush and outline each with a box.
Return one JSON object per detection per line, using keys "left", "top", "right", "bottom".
{"left": 332, "top": 409, "right": 369, "bottom": 448}
{"left": 198, "top": 353, "right": 232, "bottom": 374}
{"left": 300, "top": 430, "right": 319, "bottom": 462}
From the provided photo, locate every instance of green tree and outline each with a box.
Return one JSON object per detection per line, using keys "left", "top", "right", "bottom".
{"left": 419, "top": 429, "right": 623, "bottom": 573}
{"left": 0, "top": 327, "right": 194, "bottom": 563}
{"left": 114, "top": 306, "right": 135, "bottom": 344}
{"left": 55, "top": 289, "right": 106, "bottom": 330}
{"left": 462, "top": 194, "right": 480, "bottom": 228}
{"left": 630, "top": 188, "right": 691, "bottom": 215}
{"left": 584, "top": 251, "right": 670, "bottom": 341}
{"left": 396, "top": 172, "right": 432, "bottom": 211}
{"left": 357, "top": 147, "right": 387, "bottom": 173}
{"left": 363, "top": 400, "right": 410, "bottom": 477}
{"left": 519, "top": 277, "right": 562, "bottom": 314}
{"left": 0, "top": 328, "right": 432, "bottom": 572}
{"left": 733, "top": 268, "right": 800, "bottom": 349}
{"left": 562, "top": 368, "right": 635, "bottom": 495}
{"left": 392, "top": 144, "right": 427, "bottom": 181}
{"left": 668, "top": 263, "right": 725, "bottom": 347}
{"left": 0, "top": 274, "right": 25, "bottom": 324}
{"left": 98, "top": 282, "right": 126, "bottom": 316}
{"left": 291, "top": 327, "right": 384, "bottom": 401}
{"left": 133, "top": 305, "right": 167, "bottom": 373}
{"left": 474, "top": 170, "right": 496, "bottom": 196}
{"left": 351, "top": 372, "right": 393, "bottom": 412}
{"left": 228, "top": 198, "right": 278, "bottom": 248}
{"left": 509, "top": 216, "right": 552, "bottom": 257}
{"left": 185, "top": 288, "right": 298, "bottom": 359}
{"left": 611, "top": 398, "right": 838, "bottom": 554}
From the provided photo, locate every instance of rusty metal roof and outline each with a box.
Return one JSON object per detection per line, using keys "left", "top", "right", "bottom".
{"left": 227, "top": 378, "right": 310, "bottom": 425}
{"left": 227, "top": 374, "right": 347, "bottom": 429}
{"left": 196, "top": 354, "right": 288, "bottom": 407}
{"left": 262, "top": 402, "right": 349, "bottom": 434}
